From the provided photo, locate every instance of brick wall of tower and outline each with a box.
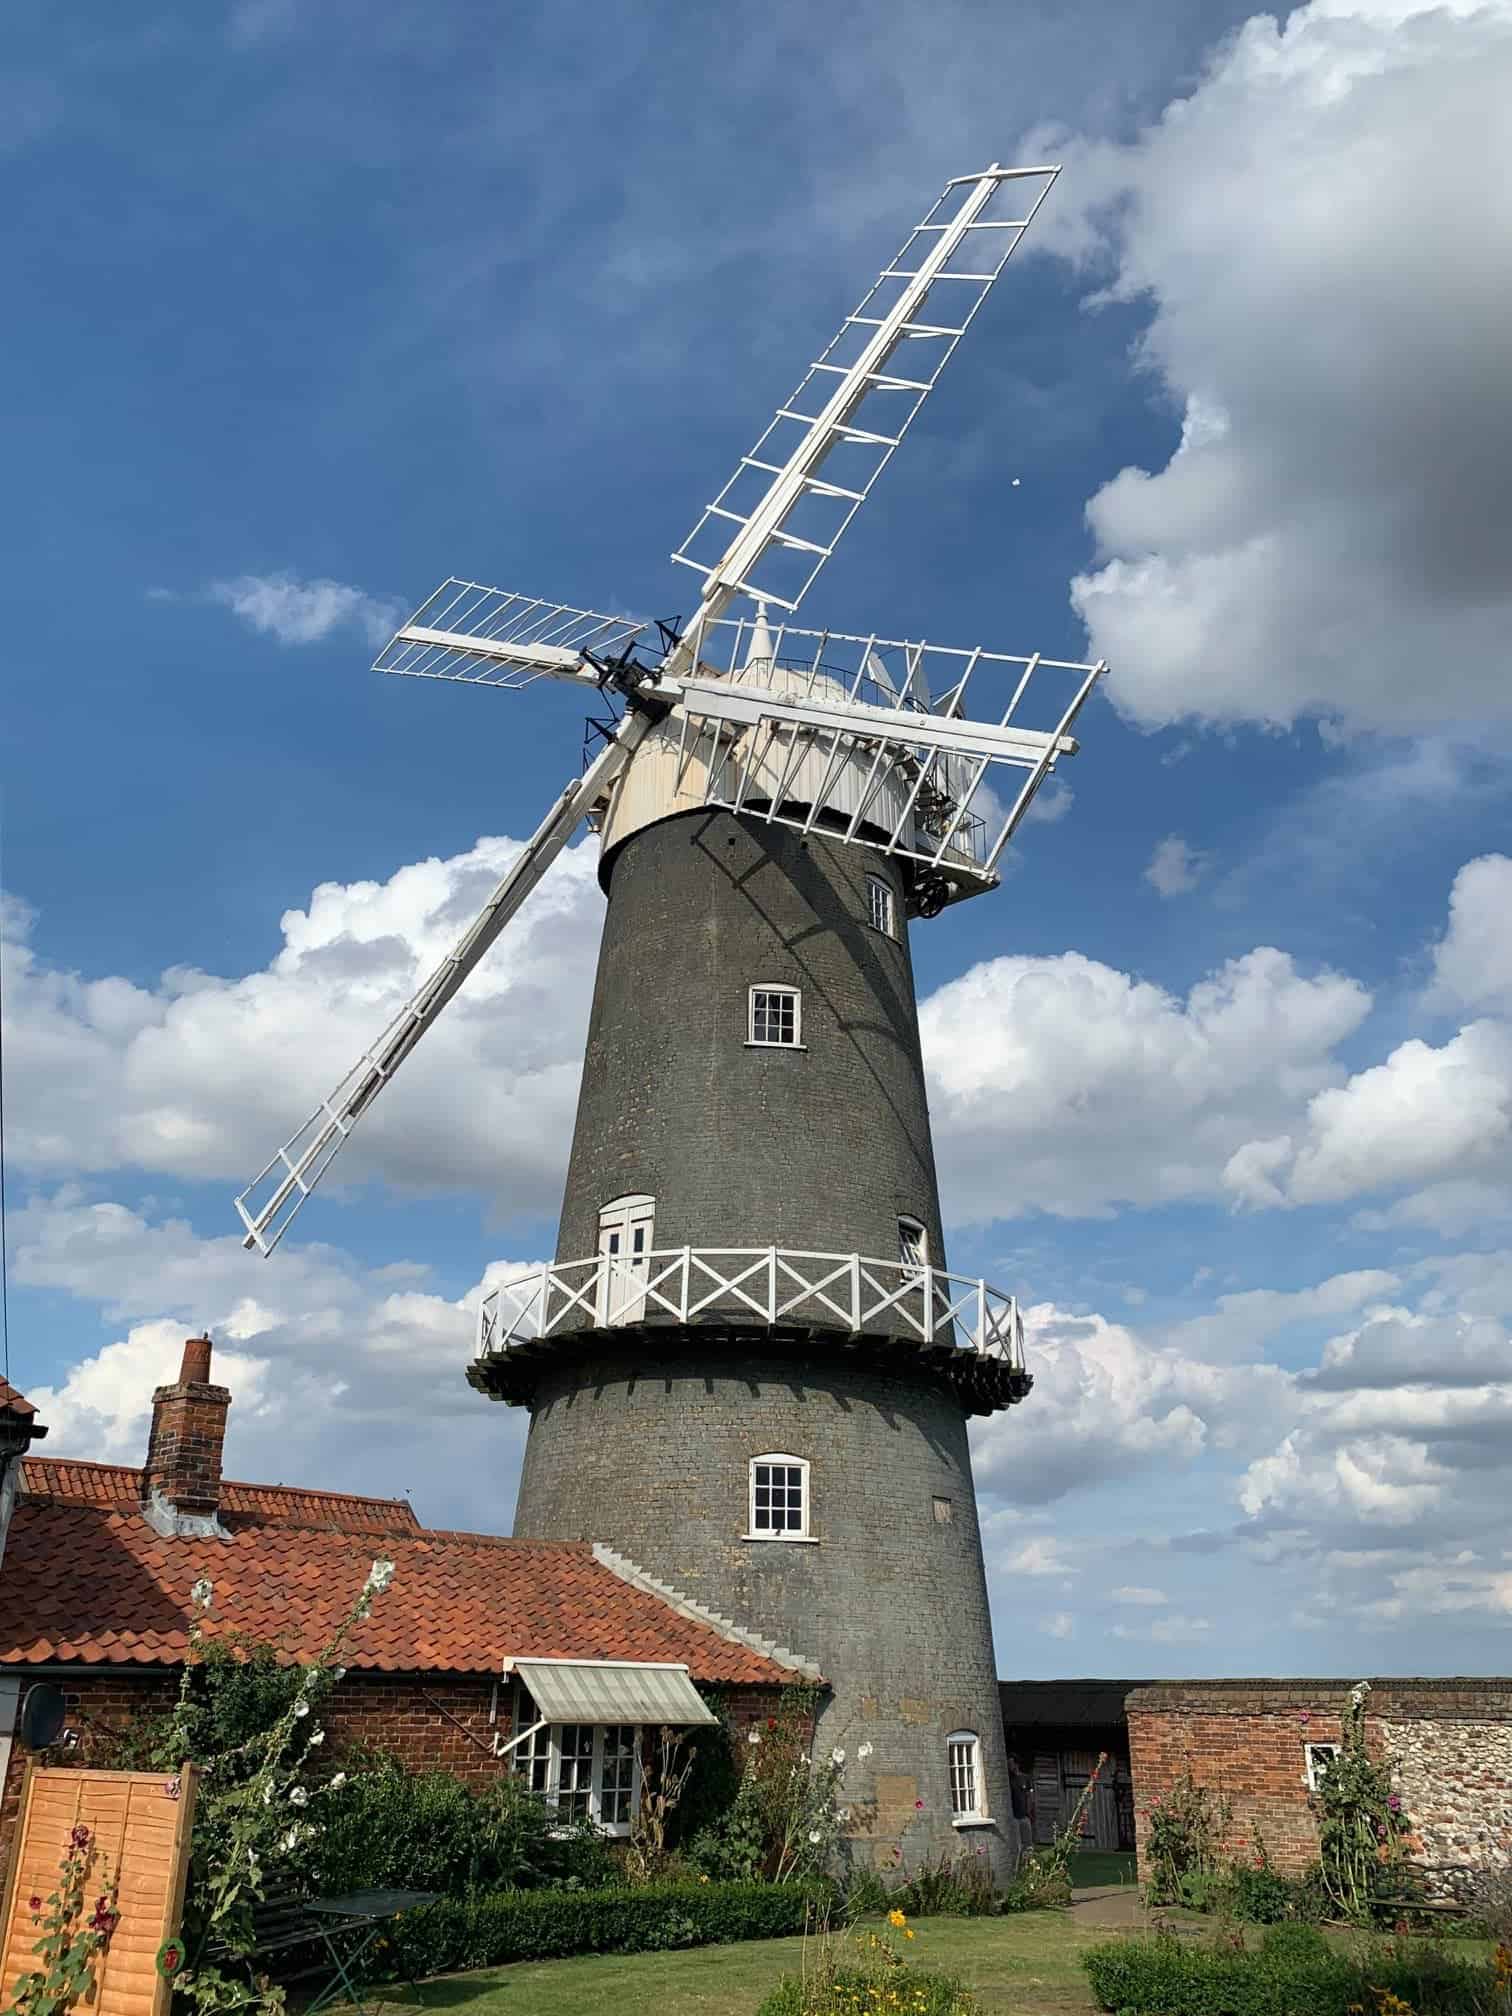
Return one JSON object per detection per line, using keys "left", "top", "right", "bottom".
{"left": 514, "top": 1348, "right": 1016, "bottom": 1879}
{"left": 1127, "top": 1679, "right": 1512, "bottom": 1892}
{"left": 555, "top": 809, "right": 945, "bottom": 1275}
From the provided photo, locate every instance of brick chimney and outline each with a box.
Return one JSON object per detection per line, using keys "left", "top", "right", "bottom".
{"left": 142, "top": 1335, "right": 231, "bottom": 1539}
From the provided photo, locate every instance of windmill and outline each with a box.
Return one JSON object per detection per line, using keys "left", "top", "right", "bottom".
{"left": 236, "top": 164, "right": 1106, "bottom": 1876}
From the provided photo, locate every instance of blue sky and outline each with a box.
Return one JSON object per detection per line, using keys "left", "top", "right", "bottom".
{"left": 6, "top": 0, "right": 1512, "bottom": 1679}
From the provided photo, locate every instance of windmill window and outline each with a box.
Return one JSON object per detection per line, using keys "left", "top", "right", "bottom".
{"left": 509, "top": 1687, "right": 642, "bottom": 1836}
{"left": 748, "top": 1454, "right": 810, "bottom": 1539}
{"left": 749, "top": 985, "right": 802, "bottom": 1047}
{"left": 898, "top": 1218, "right": 929, "bottom": 1272}
{"left": 866, "top": 875, "right": 896, "bottom": 938}
{"left": 948, "top": 1731, "right": 985, "bottom": 1822}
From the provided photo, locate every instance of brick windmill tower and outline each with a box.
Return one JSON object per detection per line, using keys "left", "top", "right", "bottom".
{"left": 238, "top": 164, "right": 1105, "bottom": 1875}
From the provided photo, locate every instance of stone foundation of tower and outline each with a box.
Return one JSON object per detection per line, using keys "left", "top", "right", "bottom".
{"left": 512, "top": 1342, "right": 1017, "bottom": 1879}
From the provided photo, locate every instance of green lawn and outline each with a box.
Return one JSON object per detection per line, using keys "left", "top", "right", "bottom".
{"left": 399, "top": 1914, "right": 1108, "bottom": 2016}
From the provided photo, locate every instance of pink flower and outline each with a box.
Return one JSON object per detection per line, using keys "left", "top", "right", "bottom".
{"left": 71, "top": 1823, "right": 92, "bottom": 1848}
{"left": 914, "top": 1799, "right": 925, "bottom": 1811}
{"left": 28, "top": 1896, "right": 41, "bottom": 1912}
{"left": 1299, "top": 1713, "right": 1311, "bottom": 1725}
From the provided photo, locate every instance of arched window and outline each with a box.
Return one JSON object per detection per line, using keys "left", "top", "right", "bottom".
{"left": 597, "top": 1195, "right": 654, "bottom": 1325}
{"left": 748, "top": 984, "right": 802, "bottom": 1047}
{"left": 947, "top": 1730, "right": 985, "bottom": 1822}
{"left": 748, "top": 1453, "right": 810, "bottom": 1539}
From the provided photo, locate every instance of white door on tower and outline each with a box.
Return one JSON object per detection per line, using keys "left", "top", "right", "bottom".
{"left": 597, "top": 1195, "right": 655, "bottom": 1325}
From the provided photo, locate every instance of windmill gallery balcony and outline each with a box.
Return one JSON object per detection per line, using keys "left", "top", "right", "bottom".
{"left": 468, "top": 1247, "right": 1032, "bottom": 1414}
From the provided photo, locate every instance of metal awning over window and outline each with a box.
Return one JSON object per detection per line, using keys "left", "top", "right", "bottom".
{"left": 510, "top": 1659, "right": 718, "bottom": 1727}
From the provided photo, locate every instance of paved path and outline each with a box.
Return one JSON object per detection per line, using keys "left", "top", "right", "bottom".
{"left": 1068, "top": 1883, "right": 1144, "bottom": 1929}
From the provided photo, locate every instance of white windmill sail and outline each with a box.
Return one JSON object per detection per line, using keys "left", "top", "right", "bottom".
{"left": 235, "top": 160, "right": 1107, "bottom": 1255}
{"left": 671, "top": 164, "right": 1059, "bottom": 616}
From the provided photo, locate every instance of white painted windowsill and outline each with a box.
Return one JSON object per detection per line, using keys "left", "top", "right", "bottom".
{"left": 951, "top": 1815, "right": 997, "bottom": 1830}
{"left": 740, "top": 1532, "right": 820, "bottom": 1545}
{"left": 745, "top": 1041, "right": 809, "bottom": 1051}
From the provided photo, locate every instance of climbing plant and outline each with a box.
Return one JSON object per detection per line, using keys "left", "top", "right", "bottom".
{"left": 1311, "top": 1681, "right": 1413, "bottom": 1923}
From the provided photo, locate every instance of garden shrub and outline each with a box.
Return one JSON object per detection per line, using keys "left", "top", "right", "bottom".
{"left": 1143, "top": 1769, "right": 1232, "bottom": 1905}
{"left": 757, "top": 1915, "right": 979, "bottom": 2016}
{"left": 757, "top": 1969, "right": 978, "bottom": 2015}
{"left": 1083, "top": 1929, "right": 1497, "bottom": 2014}
{"left": 892, "top": 1848, "right": 998, "bottom": 1919}
{"left": 384, "top": 1879, "right": 829, "bottom": 1976}
{"left": 312, "top": 1754, "right": 615, "bottom": 1897}
{"left": 1258, "top": 1920, "right": 1331, "bottom": 1963}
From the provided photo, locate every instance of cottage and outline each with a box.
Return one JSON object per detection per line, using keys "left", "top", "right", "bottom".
{"left": 0, "top": 1339, "right": 814, "bottom": 1877}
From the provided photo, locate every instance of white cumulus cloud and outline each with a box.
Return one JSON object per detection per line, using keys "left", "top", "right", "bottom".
{"left": 923, "top": 946, "right": 1368, "bottom": 1220}
{"left": 1144, "top": 834, "right": 1207, "bottom": 898}
{"left": 207, "top": 572, "right": 404, "bottom": 649}
{"left": 1040, "top": 0, "right": 1512, "bottom": 731}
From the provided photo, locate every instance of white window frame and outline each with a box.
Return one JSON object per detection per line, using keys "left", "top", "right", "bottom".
{"left": 509, "top": 1688, "right": 642, "bottom": 1837}
{"left": 866, "top": 874, "right": 896, "bottom": 938}
{"left": 597, "top": 1194, "right": 655, "bottom": 1326}
{"left": 898, "top": 1216, "right": 929, "bottom": 1272}
{"left": 747, "top": 984, "right": 803, "bottom": 1049}
{"left": 948, "top": 1730, "right": 987, "bottom": 1824}
{"left": 1304, "top": 1741, "right": 1340, "bottom": 1791}
{"left": 746, "top": 1453, "right": 813, "bottom": 1542}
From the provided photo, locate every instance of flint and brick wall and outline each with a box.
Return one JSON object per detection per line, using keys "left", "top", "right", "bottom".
{"left": 1127, "top": 1678, "right": 1512, "bottom": 1889}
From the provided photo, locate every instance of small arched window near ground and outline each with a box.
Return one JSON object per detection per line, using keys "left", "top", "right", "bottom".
{"left": 948, "top": 1730, "right": 984, "bottom": 1822}
{"left": 748, "top": 1453, "right": 810, "bottom": 1539}
{"left": 748, "top": 984, "right": 802, "bottom": 1047}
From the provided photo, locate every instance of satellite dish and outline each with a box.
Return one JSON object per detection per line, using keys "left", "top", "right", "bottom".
{"left": 19, "top": 1683, "right": 66, "bottom": 1749}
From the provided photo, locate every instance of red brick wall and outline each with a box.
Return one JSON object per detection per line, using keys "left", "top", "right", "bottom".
{"left": 1, "top": 1668, "right": 793, "bottom": 1883}
{"left": 1127, "top": 1679, "right": 1512, "bottom": 1886}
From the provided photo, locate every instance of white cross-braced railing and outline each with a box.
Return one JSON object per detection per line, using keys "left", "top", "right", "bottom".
{"left": 476, "top": 1247, "right": 1026, "bottom": 1372}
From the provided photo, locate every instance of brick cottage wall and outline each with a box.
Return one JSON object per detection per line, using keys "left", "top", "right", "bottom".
{"left": 1, "top": 1668, "right": 793, "bottom": 1883}
{"left": 1127, "top": 1679, "right": 1512, "bottom": 1893}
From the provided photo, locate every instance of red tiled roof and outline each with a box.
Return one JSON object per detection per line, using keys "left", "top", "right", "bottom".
{"left": 20, "top": 1457, "right": 422, "bottom": 1536}
{"left": 1, "top": 1379, "right": 38, "bottom": 1422}
{"left": 0, "top": 1500, "right": 795, "bottom": 1687}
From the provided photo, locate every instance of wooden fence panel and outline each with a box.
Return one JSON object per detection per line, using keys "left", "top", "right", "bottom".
{"left": 0, "top": 1767, "right": 198, "bottom": 2016}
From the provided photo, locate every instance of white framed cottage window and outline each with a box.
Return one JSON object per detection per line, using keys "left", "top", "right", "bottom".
{"left": 510, "top": 1693, "right": 641, "bottom": 1836}
{"left": 1304, "top": 1742, "right": 1341, "bottom": 1791}
{"left": 748, "top": 984, "right": 802, "bottom": 1048}
{"left": 948, "top": 1731, "right": 986, "bottom": 1824}
{"left": 747, "top": 1454, "right": 813, "bottom": 1541}
{"left": 866, "top": 874, "right": 896, "bottom": 938}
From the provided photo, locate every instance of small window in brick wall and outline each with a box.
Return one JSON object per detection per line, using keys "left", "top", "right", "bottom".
{"left": 948, "top": 1731, "right": 984, "bottom": 1821}
{"left": 1304, "top": 1741, "right": 1341, "bottom": 1791}
{"left": 749, "top": 1454, "right": 810, "bottom": 1538}
{"left": 749, "top": 985, "right": 802, "bottom": 1047}
{"left": 866, "top": 874, "right": 896, "bottom": 938}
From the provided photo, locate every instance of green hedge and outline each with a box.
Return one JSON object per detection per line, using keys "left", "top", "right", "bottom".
{"left": 1083, "top": 1932, "right": 1494, "bottom": 2015}
{"left": 385, "top": 1880, "right": 830, "bottom": 1976}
